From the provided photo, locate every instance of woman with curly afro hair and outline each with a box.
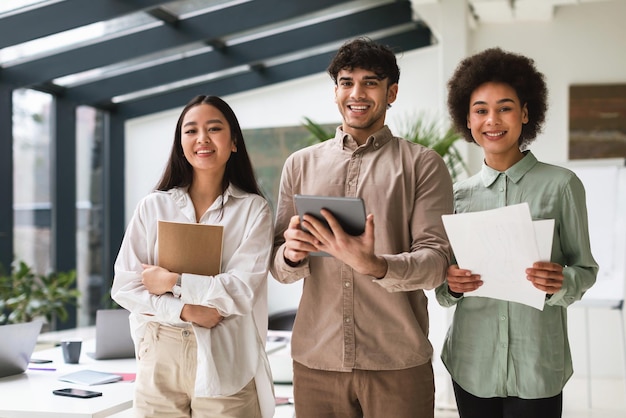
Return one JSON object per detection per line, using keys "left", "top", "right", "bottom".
{"left": 435, "top": 48, "right": 598, "bottom": 418}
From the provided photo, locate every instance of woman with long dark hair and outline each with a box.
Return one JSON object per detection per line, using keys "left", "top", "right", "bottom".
{"left": 112, "top": 95, "right": 275, "bottom": 417}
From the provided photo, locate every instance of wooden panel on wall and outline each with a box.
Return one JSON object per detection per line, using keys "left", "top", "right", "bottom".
{"left": 569, "top": 84, "right": 626, "bottom": 160}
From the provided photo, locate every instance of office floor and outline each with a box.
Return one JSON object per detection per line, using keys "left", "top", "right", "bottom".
{"left": 433, "top": 376, "right": 626, "bottom": 418}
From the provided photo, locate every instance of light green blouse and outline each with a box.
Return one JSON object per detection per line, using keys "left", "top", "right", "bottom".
{"left": 436, "top": 151, "right": 599, "bottom": 399}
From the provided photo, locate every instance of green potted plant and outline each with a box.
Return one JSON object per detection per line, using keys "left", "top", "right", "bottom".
{"left": 302, "top": 114, "right": 469, "bottom": 182}
{"left": 394, "top": 112, "right": 469, "bottom": 182}
{"left": 0, "top": 259, "right": 80, "bottom": 330}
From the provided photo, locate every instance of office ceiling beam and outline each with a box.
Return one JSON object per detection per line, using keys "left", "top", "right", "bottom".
{"left": 0, "top": 0, "right": 355, "bottom": 89}
{"left": 0, "top": 0, "right": 165, "bottom": 49}
{"left": 66, "top": 1, "right": 418, "bottom": 107}
{"left": 114, "top": 27, "right": 432, "bottom": 119}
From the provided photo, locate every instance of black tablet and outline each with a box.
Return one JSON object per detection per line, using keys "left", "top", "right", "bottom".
{"left": 294, "top": 195, "right": 366, "bottom": 256}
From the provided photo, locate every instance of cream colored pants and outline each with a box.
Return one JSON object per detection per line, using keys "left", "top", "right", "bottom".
{"left": 133, "top": 322, "right": 261, "bottom": 418}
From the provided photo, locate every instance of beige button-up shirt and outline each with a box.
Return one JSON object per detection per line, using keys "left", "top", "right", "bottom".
{"left": 271, "top": 126, "right": 453, "bottom": 372}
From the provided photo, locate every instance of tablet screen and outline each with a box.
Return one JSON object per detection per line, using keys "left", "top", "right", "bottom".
{"left": 294, "top": 195, "right": 366, "bottom": 253}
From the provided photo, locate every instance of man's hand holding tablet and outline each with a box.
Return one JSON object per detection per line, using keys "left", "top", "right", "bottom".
{"left": 294, "top": 195, "right": 366, "bottom": 256}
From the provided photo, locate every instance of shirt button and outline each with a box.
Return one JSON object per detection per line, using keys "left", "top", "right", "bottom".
{"left": 344, "top": 282, "right": 351, "bottom": 287}
{"left": 499, "top": 187, "right": 504, "bottom": 192}
{"left": 345, "top": 318, "right": 351, "bottom": 323}
{"left": 182, "top": 330, "right": 190, "bottom": 337}
{"left": 500, "top": 316, "right": 506, "bottom": 321}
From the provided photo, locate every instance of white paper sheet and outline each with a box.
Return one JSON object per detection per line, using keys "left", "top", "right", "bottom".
{"left": 442, "top": 203, "right": 554, "bottom": 310}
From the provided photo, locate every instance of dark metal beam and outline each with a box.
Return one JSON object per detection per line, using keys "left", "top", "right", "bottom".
{"left": 0, "top": 84, "right": 13, "bottom": 273}
{"left": 115, "top": 53, "right": 330, "bottom": 118}
{"left": 51, "top": 97, "right": 77, "bottom": 329}
{"left": 51, "top": 98, "right": 77, "bottom": 274}
{"left": 146, "top": 7, "right": 179, "bottom": 26}
{"left": 0, "top": 0, "right": 166, "bottom": 49}
{"left": 102, "top": 113, "right": 125, "bottom": 302}
{"left": 115, "top": 27, "right": 432, "bottom": 119}
{"left": 67, "top": 2, "right": 417, "bottom": 107}
{"left": 1, "top": 0, "right": 355, "bottom": 89}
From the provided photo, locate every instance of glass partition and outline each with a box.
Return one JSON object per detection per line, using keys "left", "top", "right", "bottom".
{"left": 13, "top": 88, "right": 52, "bottom": 273}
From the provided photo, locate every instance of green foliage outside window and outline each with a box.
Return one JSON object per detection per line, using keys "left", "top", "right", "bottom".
{"left": 0, "top": 260, "right": 80, "bottom": 328}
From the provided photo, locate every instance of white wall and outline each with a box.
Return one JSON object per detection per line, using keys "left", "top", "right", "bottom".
{"left": 125, "top": 0, "right": 626, "bottom": 381}
{"left": 470, "top": 0, "right": 626, "bottom": 167}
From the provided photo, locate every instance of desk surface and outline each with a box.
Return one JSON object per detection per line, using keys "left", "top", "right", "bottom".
{"left": 1, "top": 327, "right": 296, "bottom": 418}
{"left": 0, "top": 333, "right": 135, "bottom": 418}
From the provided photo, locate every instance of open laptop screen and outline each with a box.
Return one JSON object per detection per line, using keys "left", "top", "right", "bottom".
{"left": 0, "top": 320, "right": 42, "bottom": 378}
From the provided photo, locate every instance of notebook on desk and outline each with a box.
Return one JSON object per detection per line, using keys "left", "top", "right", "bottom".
{"left": 0, "top": 320, "right": 43, "bottom": 378}
{"left": 87, "top": 309, "right": 135, "bottom": 360}
{"left": 58, "top": 369, "right": 123, "bottom": 385}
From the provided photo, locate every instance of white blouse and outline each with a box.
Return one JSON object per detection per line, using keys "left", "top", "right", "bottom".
{"left": 112, "top": 184, "right": 275, "bottom": 417}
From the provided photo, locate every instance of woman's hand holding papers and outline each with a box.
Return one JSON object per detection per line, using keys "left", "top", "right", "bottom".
{"left": 526, "top": 262, "right": 564, "bottom": 294}
{"left": 446, "top": 265, "right": 482, "bottom": 296}
{"left": 446, "top": 262, "right": 564, "bottom": 297}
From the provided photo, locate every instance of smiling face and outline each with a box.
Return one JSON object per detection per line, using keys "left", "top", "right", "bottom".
{"left": 181, "top": 103, "right": 237, "bottom": 176}
{"left": 334, "top": 67, "right": 397, "bottom": 145}
{"left": 467, "top": 81, "right": 529, "bottom": 171}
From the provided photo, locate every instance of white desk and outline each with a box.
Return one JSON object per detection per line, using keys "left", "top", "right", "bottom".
{"left": 273, "top": 384, "right": 294, "bottom": 418}
{"left": 1, "top": 328, "right": 296, "bottom": 418}
{"left": 267, "top": 330, "right": 294, "bottom": 417}
{"left": 0, "top": 333, "right": 135, "bottom": 418}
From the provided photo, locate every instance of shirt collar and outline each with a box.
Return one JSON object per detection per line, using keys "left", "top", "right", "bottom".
{"left": 333, "top": 125, "right": 393, "bottom": 152}
{"left": 167, "top": 182, "right": 244, "bottom": 209}
{"left": 480, "top": 150, "right": 538, "bottom": 187}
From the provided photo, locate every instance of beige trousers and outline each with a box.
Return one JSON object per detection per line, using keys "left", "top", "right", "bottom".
{"left": 133, "top": 322, "right": 261, "bottom": 418}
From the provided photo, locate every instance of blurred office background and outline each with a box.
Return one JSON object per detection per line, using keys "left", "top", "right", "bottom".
{"left": 1, "top": 0, "right": 625, "bottom": 415}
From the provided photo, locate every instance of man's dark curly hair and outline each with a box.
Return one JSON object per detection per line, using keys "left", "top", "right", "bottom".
{"left": 327, "top": 37, "right": 400, "bottom": 86}
{"left": 447, "top": 48, "right": 548, "bottom": 149}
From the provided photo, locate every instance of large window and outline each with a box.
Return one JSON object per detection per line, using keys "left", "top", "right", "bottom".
{"left": 76, "top": 106, "right": 106, "bottom": 326}
{"left": 13, "top": 89, "right": 52, "bottom": 273}
{"left": 12, "top": 90, "right": 106, "bottom": 328}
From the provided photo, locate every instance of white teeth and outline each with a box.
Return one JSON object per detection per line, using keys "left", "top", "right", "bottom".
{"left": 350, "top": 106, "right": 367, "bottom": 111}
{"left": 197, "top": 150, "right": 214, "bottom": 154}
{"left": 485, "top": 132, "right": 504, "bottom": 137}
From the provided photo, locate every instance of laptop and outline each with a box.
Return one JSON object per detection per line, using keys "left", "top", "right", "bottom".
{"left": 88, "top": 309, "right": 135, "bottom": 360}
{"left": 0, "top": 320, "right": 43, "bottom": 378}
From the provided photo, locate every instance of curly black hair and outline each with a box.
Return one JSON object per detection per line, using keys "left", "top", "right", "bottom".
{"left": 447, "top": 47, "right": 548, "bottom": 149}
{"left": 327, "top": 37, "right": 400, "bottom": 86}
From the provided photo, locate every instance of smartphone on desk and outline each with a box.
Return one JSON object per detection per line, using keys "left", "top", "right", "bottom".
{"left": 53, "top": 388, "right": 103, "bottom": 399}
{"left": 29, "top": 358, "right": 53, "bottom": 364}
